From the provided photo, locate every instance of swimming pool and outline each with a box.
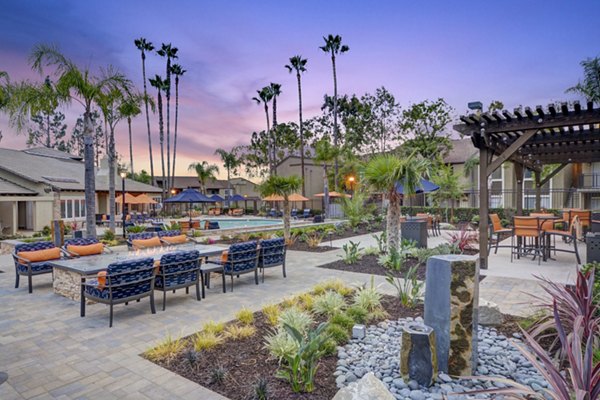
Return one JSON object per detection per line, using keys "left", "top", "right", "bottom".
{"left": 200, "top": 218, "right": 282, "bottom": 230}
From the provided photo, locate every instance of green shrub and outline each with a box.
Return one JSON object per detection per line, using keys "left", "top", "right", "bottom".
{"left": 278, "top": 307, "right": 314, "bottom": 336}
{"left": 363, "top": 246, "right": 380, "bottom": 256}
{"left": 353, "top": 278, "right": 383, "bottom": 311}
{"left": 322, "top": 338, "right": 338, "bottom": 356}
{"left": 103, "top": 229, "right": 115, "bottom": 241}
{"left": 346, "top": 305, "right": 368, "bottom": 324}
{"left": 330, "top": 312, "right": 354, "bottom": 330}
{"left": 202, "top": 320, "right": 225, "bottom": 335}
{"left": 325, "top": 323, "right": 350, "bottom": 345}
{"left": 339, "top": 241, "right": 363, "bottom": 264}
{"left": 314, "top": 291, "right": 346, "bottom": 316}
{"left": 42, "top": 225, "right": 51, "bottom": 236}
{"left": 264, "top": 328, "right": 299, "bottom": 362}
{"left": 235, "top": 307, "right": 254, "bottom": 325}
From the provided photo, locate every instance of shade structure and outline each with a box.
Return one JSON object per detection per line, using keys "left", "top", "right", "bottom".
{"left": 210, "top": 194, "right": 224, "bottom": 202}
{"left": 115, "top": 193, "right": 139, "bottom": 204}
{"left": 263, "top": 193, "right": 308, "bottom": 202}
{"left": 262, "top": 194, "right": 283, "bottom": 201}
{"left": 395, "top": 179, "right": 440, "bottom": 195}
{"left": 229, "top": 194, "right": 246, "bottom": 202}
{"left": 163, "top": 188, "right": 214, "bottom": 203}
{"left": 134, "top": 194, "right": 157, "bottom": 204}
{"left": 314, "top": 191, "right": 351, "bottom": 198}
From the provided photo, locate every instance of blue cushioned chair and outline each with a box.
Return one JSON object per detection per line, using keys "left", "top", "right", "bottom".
{"left": 157, "top": 230, "right": 181, "bottom": 238}
{"left": 82, "top": 257, "right": 156, "bottom": 327}
{"left": 126, "top": 232, "right": 156, "bottom": 250}
{"left": 63, "top": 237, "right": 111, "bottom": 257}
{"left": 155, "top": 250, "right": 201, "bottom": 310}
{"left": 12, "top": 241, "right": 64, "bottom": 293}
{"left": 207, "top": 241, "right": 259, "bottom": 292}
{"left": 258, "top": 238, "right": 287, "bottom": 283}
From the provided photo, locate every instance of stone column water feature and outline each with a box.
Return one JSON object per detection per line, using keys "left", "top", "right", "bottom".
{"left": 399, "top": 323, "right": 437, "bottom": 386}
{"left": 424, "top": 255, "right": 479, "bottom": 376}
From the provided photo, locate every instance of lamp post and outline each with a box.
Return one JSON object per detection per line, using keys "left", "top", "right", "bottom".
{"left": 347, "top": 175, "right": 356, "bottom": 195}
{"left": 120, "top": 172, "right": 127, "bottom": 239}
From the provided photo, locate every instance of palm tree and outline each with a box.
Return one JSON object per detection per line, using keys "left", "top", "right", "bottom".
{"left": 157, "top": 43, "right": 178, "bottom": 193}
{"left": 285, "top": 56, "right": 308, "bottom": 197}
{"left": 149, "top": 75, "right": 169, "bottom": 201}
{"left": 567, "top": 56, "right": 600, "bottom": 104}
{"left": 259, "top": 175, "right": 302, "bottom": 242}
{"left": 270, "top": 82, "right": 282, "bottom": 175}
{"left": 214, "top": 148, "right": 241, "bottom": 205}
{"left": 363, "top": 153, "right": 429, "bottom": 251}
{"left": 188, "top": 161, "right": 219, "bottom": 195}
{"left": 30, "top": 44, "right": 129, "bottom": 237}
{"left": 134, "top": 38, "right": 156, "bottom": 186}
{"left": 170, "top": 63, "right": 186, "bottom": 188}
{"left": 252, "top": 86, "right": 273, "bottom": 172}
{"left": 320, "top": 34, "right": 349, "bottom": 185}
{"left": 118, "top": 93, "right": 144, "bottom": 175}
{"left": 314, "top": 138, "right": 339, "bottom": 219}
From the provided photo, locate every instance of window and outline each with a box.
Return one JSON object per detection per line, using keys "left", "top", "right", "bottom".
{"left": 489, "top": 167, "right": 504, "bottom": 208}
{"left": 60, "top": 200, "right": 66, "bottom": 219}
{"left": 523, "top": 169, "right": 551, "bottom": 209}
{"left": 60, "top": 198, "right": 85, "bottom": 219}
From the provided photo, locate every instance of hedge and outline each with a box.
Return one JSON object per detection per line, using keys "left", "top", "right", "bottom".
{"left": 400, "top": 206, "right": 563, "bottom": 223}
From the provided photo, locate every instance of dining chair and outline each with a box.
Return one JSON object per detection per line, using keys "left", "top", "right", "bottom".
{"left": 543, "top": 215, "right": 581, "bottom": 264}
{"left": 511, "top": 216, "right": 544, "bottom": 264}
{"left": 488, "top": 214, "right": 513, "bottom": 254}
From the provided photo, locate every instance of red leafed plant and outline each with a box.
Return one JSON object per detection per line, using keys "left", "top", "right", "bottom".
{"left": 445, "top": 227, "right": 478, "bottom": 253}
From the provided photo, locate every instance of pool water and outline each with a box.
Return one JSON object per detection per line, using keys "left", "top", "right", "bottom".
{"left": 200, "top": 218, "right": 282, "bottom": 230}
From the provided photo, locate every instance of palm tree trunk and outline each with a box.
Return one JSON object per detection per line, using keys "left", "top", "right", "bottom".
{"left": 46, "top": 113, "right": 51, "bottom": 148}
{"left": 272, "top": 96, "right": 278, "bottom": 176}
{"left": 226, "top": 168, "right": 231, "bottom": 208}
{"left": 263, "top": 104, "right": 271, "bottom": 174}
{"left": 283, "top": 198, "right": 291, "bottom": 241}
{"left": 141, "top": 52, "right": 155, "bottom": 186}
{"left": 157, "top": 92, "right": 166, "bottom": 202}
{"left": 108, "top": 126, "right": 116, "bottom": 232}
{"left": 128, "top": 117, "right": 134, "bottom": 175}
{"left": 171, "top": 77, "right": 179, "bottom": 189}
{"left": 165, "top": 61, "right": 172, "bottom": 195}
{"left": 83, "top": 108, "right": 97, "bottom": 238}
{"left": 297, "top": 73, "right": 306, "bottom": 204}
{"left": 323, "top": 165, "right": 329, "bottom": 219}
{"left": 387, "top": 194, "right": 400, "bottom": 251}
{"left": 332, "top": 54, "right": 339, "bottom": 187}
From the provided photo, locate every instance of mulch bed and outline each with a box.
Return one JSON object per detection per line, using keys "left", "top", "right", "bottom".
{"left": 147, "top": 294, "right": 423, "bottom": 400}
{"left": 318, "top": 254, "right": 426, "bottom": 280}
{"left": 288, "top": 242, "right": 337, "bottom": 252}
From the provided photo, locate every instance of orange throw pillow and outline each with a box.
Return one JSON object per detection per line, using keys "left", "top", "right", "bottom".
{"left": 161, "top": 234, "right": 187, "bottom": 245}
{"left": 132, "top": 236, "right": 161, "bottom": 249}
{"left": 220, "top": 250, "right": 229, "bottom": 263}
{"left": 17, "top": 247, "right": 61, "bottom": 263}
{"left": 153, "top": 260, "right": 161, "bottom": 275}
{"left": 67, "top": 243, "right": 104, "bottom": 256}
{"left": 97, "top": 271, "right": 107, "bottom": 289}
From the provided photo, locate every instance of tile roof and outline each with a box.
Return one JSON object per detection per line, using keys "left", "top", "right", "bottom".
{"left": 443, "top": 138, "right": 478, "bottom": 164}
{"left": 0, "top": 177, "right": 36, "bottom": 195}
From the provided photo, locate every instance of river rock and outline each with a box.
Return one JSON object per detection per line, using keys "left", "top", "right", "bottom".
{"left": 332, "top": 372, "right": 396, "bottom": 400}
{"left": 479, "top": 299, "right": 503, "bottom": 326}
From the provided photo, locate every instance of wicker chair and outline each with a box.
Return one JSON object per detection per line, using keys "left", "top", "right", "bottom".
{"left": 81, "top": 257, "right": 156, "bottom": 327}
{"left": 207, "top": 241, "right": 259, "bottom": 292}
{"left": 258, "top": 238, "right": 287, "bottom": 283}
{"left": 154, "top": 250, "right": 202, "bottom": 310}
{"left": 12, "top": 241, "right": 65, "bottom": 293}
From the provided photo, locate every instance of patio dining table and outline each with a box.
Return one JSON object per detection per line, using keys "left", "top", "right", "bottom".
{"left": 513, "top": 215, "right": 560, "bottom": 262}
{"left": 47, "top": 243, "right": 226, "bottom": 311}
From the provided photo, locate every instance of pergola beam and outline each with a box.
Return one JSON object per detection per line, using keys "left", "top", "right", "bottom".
{"left": 539, "top": 163, "right": 568, "bottom": 187}
{"left": 487, "top": 129, "right": 538, "bottom": 174}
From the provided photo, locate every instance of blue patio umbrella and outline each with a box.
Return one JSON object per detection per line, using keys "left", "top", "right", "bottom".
{"left": 164, "top": 188, "right": 214, "bottom": 222}
{"left": 394, "top": 178, "right": 440, "bottom": 194}
{"left": 210, "top": 194, "right": 224, "bottom": 202}
{"left": 229, "top": 194, "right": 246, "bottom": 202}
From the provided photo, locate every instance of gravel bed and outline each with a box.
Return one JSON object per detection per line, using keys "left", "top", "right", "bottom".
{"left": 335, "top": 317, "right": 549, "bottom": 400}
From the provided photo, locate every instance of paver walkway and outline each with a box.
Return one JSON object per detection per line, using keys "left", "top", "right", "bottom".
{"left": 0, "top": 231, "right": 581, "bottom": 399}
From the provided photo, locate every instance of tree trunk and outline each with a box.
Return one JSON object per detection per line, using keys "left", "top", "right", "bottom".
{"left": 272, "top": 95, "right": 278, "bottom": 176}
{"left": 52, "top": 190, "right": 61, "bottom": 220}
{"left": 46, "top": 113, "right": 51, "bottom": 148}
{"left": 283, "top": 199, "right": 291, "bottom": 242}
{"left": 165, "top": 60, "right": 172, "bottom": 195}
{"left": 323, "top": 165, "right": 329, "bottom": 219}
{"left": 83, "top": 108, "right": 97, "bottom": 238}
{"left": 141, "top": 51, "right": 155, "bottom": 186}
{"left": 387, "top": 195, "right": 400, "bottom": 251}
{"left": 263, "top": 104, "right": 271, "bottom": 174}
{"left": 171, "top": 76, "right": 179, "bottom": 189}
{"left": 332, "top": 53, "right": 339, "bottom": 187}
{"left": 128, "top": 117, "right": 134, "bottom": 175}
{"left": 157, "top": 92, "right": 166, "bottom": 202}
{"left": 297, "top": 72, "right": 306, "bottom": 208}
{"left": 108, "top": 125, "right": 116, "bottom": 232}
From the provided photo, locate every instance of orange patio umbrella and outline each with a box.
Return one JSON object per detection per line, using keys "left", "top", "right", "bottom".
{"left": 262, "top": 193, "right": 309, "bottom": 202}
{"left": 314, "top": 191, "right": 351, "bottom": 198}
{"left": 134, "top": 194, "right": 158, "bottom": 204}
{"left": 115, "top": 193, "right": 139, "bottom": 204}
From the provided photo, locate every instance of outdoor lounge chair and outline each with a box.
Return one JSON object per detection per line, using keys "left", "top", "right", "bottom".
{"left": 63, "top": 237, "right": 111, "bottom": 257}
{"left": 13, "top": 241, "right": 66, "bottom": 293}
{"left": 154, "top": 250, "right": 202, "bottom": 310}
{"left": 291, "top": 209, "right": 298, "bottom": 219}
{"left": 81, "top": 257, "right": 156, "bottom": 327}
{"left": 258, "top": 238, "right": 286, "bottom": 283}
{"left": 302, "top": 209, "right": 311, "bottom": 219}
{"left": 207, "top": 241, "right": 259, "bottom": 292}
{"left": 232, "top": 208, "right": 244, "bottom": 216}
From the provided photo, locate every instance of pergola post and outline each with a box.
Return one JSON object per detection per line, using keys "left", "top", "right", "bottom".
{"left": 534, "top": 170, "right": 541, "bottom": 211}
{"left": 514, "top": 163, "right": 524, "bottom": 216}
{"left": 478, "top": 146, "right": 489, "bottom": 270}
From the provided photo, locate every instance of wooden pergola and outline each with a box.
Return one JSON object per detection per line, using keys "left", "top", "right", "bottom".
{"left": 454, "top": 101, "right": 600, "bottom": 269}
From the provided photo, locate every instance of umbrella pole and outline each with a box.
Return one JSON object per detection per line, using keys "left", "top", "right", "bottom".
{"left": 189, "top": 202, "right": 192, "bottom": 224}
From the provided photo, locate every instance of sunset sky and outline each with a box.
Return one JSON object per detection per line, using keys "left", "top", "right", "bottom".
{"left": 1, "top": 0, "right": 599, "bottom": 179}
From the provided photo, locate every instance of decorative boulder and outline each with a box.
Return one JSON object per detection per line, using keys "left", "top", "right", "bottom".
{"left": 479, "top": 299, "right": 503, "bottom": 326}
{"left": 332, "top": 372, "right": 395, "bottom": 400}
{"left": 399, "top": 323, "right": 437, "bottom": 386}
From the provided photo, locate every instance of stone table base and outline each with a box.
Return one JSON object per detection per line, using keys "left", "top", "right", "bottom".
{"left": 53, "top": 268, "right": 94, "bottom": 304}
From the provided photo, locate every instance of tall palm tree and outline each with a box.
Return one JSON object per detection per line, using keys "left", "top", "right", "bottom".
{"left": 157, "top": 43, "right": 178, "bottom": 193}
{"left": 259, "top": 175, "right": 302, "bottom": 242}
{"left": 149, "top": 75, "right": 169, "bottom": 201}
{"left": 134, "top": 38, "right": 156, "bottom": 186}
{"left": 363, "top": 153, "right": 429, "bottom": 251}
{"left": 30, "top": 44, "right": 129, "bottom": 237}
{"left": 118, "top": 93, "right": 144, "bottom": 175}
{"left": 214, "top": 148, "right": 241, "bottom": 205}
{"left": 252, "top": 86, "right": 273, "bottom": 173}
{"left": 269, "top": 82, "right": 282, "bottom": 175}
{"left": 170, "top": 63, "right": 186, "bottom": 188}
{"left": 314, "top": 138, "right": 339, "bottom": 219}
{"left": 320, "top": 34, "right": 349, "bottom": 185}
{"left": 188, "top": 161, "right": 219, "bottom": 195}
{"left": 285, "top": 56, "right": 308, "bottom": 197}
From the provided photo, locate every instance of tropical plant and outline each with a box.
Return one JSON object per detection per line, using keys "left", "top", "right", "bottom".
{"left": 30, "top": 44, "right": 129, "bottom": 237}
{"left": 378, "top": 246, "right": 407, "bottom": 270}
{"left": 149, "top": 75, "right": 169, "bottom": 200}
{"left": 119, "top": 93, "right": 144, "bottom": 175}
{"left": 276, "top": 322, "right": 330, "bottom": 393}
{"left": 386, "top": 265, "right": 423, "bottom": 308}
{"left": 169, "top": 63, "right": 186, "bottom": 188}
{"left": 126, "top": 225, "right": 146, "bottom": 233}
{"left": 353, "top": 276, "right": 383, "bottom": 311}
{"left": 278, "top": 307, "right": 314, "bottom": 336}
{"left": 270, "top": 82, "right": 282, "bottom": 172}
{"left": 188, "top": 161, "right": 219, "bottom": 195}
{"left": 215, "top": 147, "right": 241, "bottom": 204}
{"left": 156, "top": 43, "right": 178, "bottom": 192}
{"left": 285, "top": 55, "right": 308, "bottom": 198}
{"left": 567, "top": 56, "right": 600, "bottom": 105}
{"left": 320, "top": 34, "right": 349, "bottom": 183}
{"left": 373, "top": 231, "right": 387, "bottom": 254}
{"left": 313, "top": 291, "right": 346, "bottom": 316}
{"left": 363, "top": 246, "right": 380, "bottom": 256}
{"left": 304, "top": 231, "right": 324, "bottom": 248}
{"left": 446, "top": 227, "right": 478, "bottom": 253}
{"left": 264, "top": 328, "right": 299, "bottom": 363}
{"left": 134, "top": 37, "right": 156, "bottom": 185}
{"left": 253, "top": 86, "right": 274, "bottom": 172}
{"left": 258, "top": 175, "right": 302, "bottom": 241}
{"left": 410, "top": 247, "right": 438, "bottom": 266}
{"left": 235, "top": 307, "right": 254, "bottom": 325}
{"left": 364, "top": 153, "right": 429, "bottom": 251}
{"left": 339, "top": 240, "right": 362, "bottom": 265}
{"left": 341, "top": 190, "right": 374, "bottom": 228}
